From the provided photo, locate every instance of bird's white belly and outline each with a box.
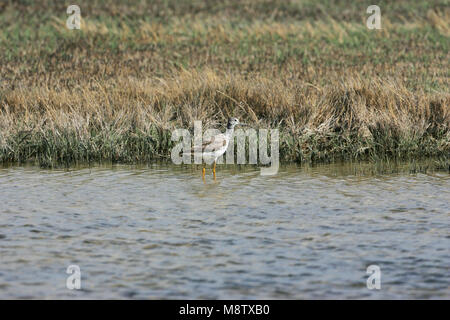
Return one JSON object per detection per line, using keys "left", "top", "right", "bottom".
{"left": 203, "top": 142, "right": 228, "bottom": 162}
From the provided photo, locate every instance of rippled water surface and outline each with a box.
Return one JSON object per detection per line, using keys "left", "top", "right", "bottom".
{"left": 0, "top": 163, "right": 449, "bottom": 299}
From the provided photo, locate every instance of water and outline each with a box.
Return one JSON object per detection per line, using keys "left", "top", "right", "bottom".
{"left": 0, "top": 163, "right": 449, "bottom": 299}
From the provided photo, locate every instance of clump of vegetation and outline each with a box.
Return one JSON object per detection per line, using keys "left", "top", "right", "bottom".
{"left": 0, "top": 1, "right": 448, "bottom": 167}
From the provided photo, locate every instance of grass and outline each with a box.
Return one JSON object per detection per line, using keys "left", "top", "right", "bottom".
{"left": 0, "top": 0, "right": 448, "bottom": 167}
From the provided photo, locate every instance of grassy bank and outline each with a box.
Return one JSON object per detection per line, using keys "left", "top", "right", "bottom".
{"left": 0, "top": 0, "right": 449, "bottom": 167}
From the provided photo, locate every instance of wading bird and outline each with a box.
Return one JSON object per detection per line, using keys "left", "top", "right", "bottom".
{"left": 192, "top": 117, "right": 240, "bottom": 180}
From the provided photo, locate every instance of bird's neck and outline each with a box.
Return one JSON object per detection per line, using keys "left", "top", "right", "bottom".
{"left": 225, "top": 127, "right": 234, "bottom": 137}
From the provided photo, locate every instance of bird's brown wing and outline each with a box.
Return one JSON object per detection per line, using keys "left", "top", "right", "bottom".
{"left": 191, "top": 134, "right": 227, "bottom": 153}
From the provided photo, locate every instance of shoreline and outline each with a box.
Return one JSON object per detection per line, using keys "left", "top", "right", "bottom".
{"left": 1, "top": 75, "right": 448, "bottom": 167}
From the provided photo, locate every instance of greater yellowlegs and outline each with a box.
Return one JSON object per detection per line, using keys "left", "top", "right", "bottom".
{"left": 192, "top": 117, "right": 240, "bottom": 179}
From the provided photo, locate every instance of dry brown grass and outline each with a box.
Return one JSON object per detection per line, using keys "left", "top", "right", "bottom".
{"left": 1, "top": 69, "right": 448, "bottom": 165}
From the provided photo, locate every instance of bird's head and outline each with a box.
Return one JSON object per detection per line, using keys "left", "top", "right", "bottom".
{"left": 227, "top": 117, "right": 240, "bottom": 129}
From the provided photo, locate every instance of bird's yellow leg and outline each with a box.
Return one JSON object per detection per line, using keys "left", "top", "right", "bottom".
{"left": 213, "top": 161, "right": 216, "bottom": 180}
{"left": 202, "top": 167, "right": 206, "bottom": 178}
